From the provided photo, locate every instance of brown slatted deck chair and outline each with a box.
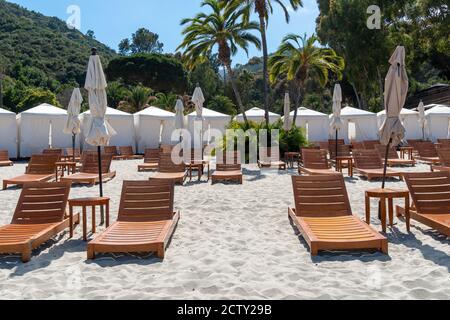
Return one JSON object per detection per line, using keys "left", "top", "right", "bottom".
{"left": 258, "top": 147, "right": 287, "bottom": 170}
{"left": 351, "top": 141, "right": 365, "bottom": 150}
{"left": 212, "top": 152, "right": 243, "bottom": 184}
{"left": 87, "top": 180, "right": 180, "bottom": 259}
{"left": 396, "top": 172, "right": 450, "bottom": 237}
{"left": 119, "top": 146, "right": 144, "bottom": 160}
{"left": 3, "top": 154, "right": 58, "bottom": 190}
{"left": 318, "top": 141, "right": 329, "bottom": 151}
{"left": 353, "top": 149, "right": 403, "bottom": 181}
{"left": 415, "top": 142, "right": 440, "bottom": 164}
{"left": 160, "top": 144, "right": 176, "bottom": 154}
{"left": 104, "top": 146, "right": 124, "bottom": 160}
{"left": 61, "top": 152, "right": 116, "bottom": 185}
{"left": 153, "top": 153, "right": 187, "bottom": 185}
{"left": 328, "top": 139, "right": 345, "bottom": 146}
{"left": 0, "top": 150, "right": 13, "bottom": 166}
{"left": 299, "top": 149, "right": 341, "bottom": 176}
{"left": 64, "top": 148, "right": 81, "bottom": 162}
{"left": 288, "top": 175, "right": 388, "bottom": 256}
{"left": 43, "top": 148, "right": 63, "bottom": 157}
{"left": 0, "top": 181, "right": 79, "bottom": 262}
{"left": 329, "top": 144, "right": 351, "bottom": 161}
{"left": 375, "top": 145, "right": 416, "bottom": 167}
{"left": 363, "top": 140, "right": 381, "bottom": 150}
{"left": 431, "top": 149, "right": 450, "bottom": 172}
{"left": 138, "top": 148, "right": 160, "bottom": 172}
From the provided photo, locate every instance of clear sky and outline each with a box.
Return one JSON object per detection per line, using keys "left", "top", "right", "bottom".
{"left": 7, "top": 0, "right": 319, "bottom": 65}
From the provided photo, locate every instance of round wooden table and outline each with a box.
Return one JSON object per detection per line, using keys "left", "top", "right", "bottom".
{"left": 365, "top": 188, "right": 410, "bottom": 233}
{"left": 335, "top": 156, "right": 354, "bottom": 177}
{"left": 68, "top": 197, "right": 110, "bottom": 241}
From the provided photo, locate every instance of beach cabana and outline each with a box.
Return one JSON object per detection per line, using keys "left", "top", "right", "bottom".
{"left": 81, "top": 107, "right": 135, "bottom": 150}
{"left": 134, "top": 106, "right": 176, "bottom": 153}
{"left": 339, "top": 106, "right": 378, "bottom": 143}
{"left": 377, "top": 108, "right": 421, "bottom": 140}
{"left": 235, "top": 107, "right": 280, "bottom": 124}
{"left": 0, "top": 107, "right": 18, "bottom": 158}
{"left": 285, "top": 107, "right": 329, "bottom": 142}
{"left": 17, "top": 103, "right": 72, "bottom": 157}
{"left": 188, "top": 108, "right": 231, "bottom": 145}
{"left": 425, "top": 105, "right": 450, "bottom": 141}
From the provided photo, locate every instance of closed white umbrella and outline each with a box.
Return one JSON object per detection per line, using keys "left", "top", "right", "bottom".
{"left": 283, "top": 93, "right": 291, "bottom": 131}
{"left": 330, "top": 84, "right": 343, "bottom": 163}
{"left": 192, "top": 87, "right": 204, "bottom": 149}
{"left": 379, "top": 46, "right": 408, "bottom": 188}
{"left": 417, "top": 100, "right": 428, "bottom": 140}
{"left": 64, "top": 88, "right": 83, "bottom": 162}
{"left": 175, "top": 99, "right": 184, "bottom": 144}
{"left": 84, "top": 48, "right": 116, "bottom": 218}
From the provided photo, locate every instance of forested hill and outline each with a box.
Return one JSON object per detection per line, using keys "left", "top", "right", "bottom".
{"left": 0, "top": 0, "right": 116, "bottom": 86}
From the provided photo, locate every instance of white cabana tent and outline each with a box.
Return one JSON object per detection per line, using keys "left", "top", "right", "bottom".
{"left": 188, "top": 108, "right": 231, "bottom": 145}
{"left": 283, "top": 107, "right": 330, "bottom": 142}
{"left": 0, "top": 107, "right": 18, "bottom": 158}
{"left": 339, "top": 106, "right": 378, "bottom": 143}
{"left": 17, "top": 103, "right": 73, "bottom": 157}
{"left": 425, "top": 105, "right": 450, "bottom": 141}
{"left": 377, "top": 108, "right": 421, "bottom": 140}
{"left": 235, "top": 107, "right": 280, "bottom": 124}
{"left": 134, "top": 106, "right": 177, "bottom": 152}
{"left": 81, "top": 107, "right": 135, "bottom": 149}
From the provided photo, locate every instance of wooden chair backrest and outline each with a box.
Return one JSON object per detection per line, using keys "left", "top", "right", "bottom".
{"left": 329, "top": 144, "right": 351, "bottom": 159}
{"left": 119, "top": 146, "right": 134, "bottom": 156}
{"left": 302, "top": 149, "right": 330, "bottom": 169}
{"left": 437, "top": 149, "right": 450, "bottom": 167}
{"left": 0, "top": 150, "right": 9, "bottom": 161}
{"left": 158, "top": 152, "right": 186, "bottom": 173}
{"left": 318, "top": 141, "right": 329, "bottom": 151}
{"left": 353, "top": 149, "right": 383, "bottom": 169}
{"left": 363, "top": 140, "right": 381, "bottom": 150}
{"left": 43, "top": 149, "right": 63, "bottom": 161}
{"left": 12, "top": 181, "right": 71, "bottom": 224}
{"left": 81, "top": 152, "right": 113, "bottom": 174}
{"left": 291, "top": 175, "right": 352, "bottom": 217}
{"left": 65, "top": 148, "right": 81, "bottom": 158}
{"left": 259, "top": 147, "right": 280, "bottom": 162}
{"left": 328, "top": 139, "right": 345, "bottom": 146}
{"left": 403, "top": 171, "right": 450, "bottom": 214}
{"left": 104, "top": 146, "right": 118, "bottom": 156}
{"left": 375, "top": 145, "right": 400, "bottom": 160}
{"left": 351, "top": 141, "right": 365, "bottom": 150}
{"left": 160, "top": 145, "right": 175, "bottom": 154}
{"left": 216, "top": 151, "right": 241, "bottom": 171}
{"left": 437, "top": 139, "right": 450, "bottom": 145}
{"left": 27, "top": 154, "right": 59, "bottom": 174}
{"left": 187, "top": 148, "right": 204, "bottom": 162}
{"left": 144, "top": 148, "right": 160, "bottom": 163}
{"left": 118, "top": 180, "right": 175, "bottom": 222}
{"left": 407, "top": 139, "right": 424, "bottom": 149}
{"left": 416, "top": 142, "right": 438, "bottom": 157}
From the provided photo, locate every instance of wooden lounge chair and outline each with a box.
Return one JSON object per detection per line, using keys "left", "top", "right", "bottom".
{"left": 258, "top": 147, "right": 286, "bottom": 170}
{"left": 299, "top": 149, "right": 341, "bottom": 176}
{"left": 0, "top": 181, "right": 79, "bottom": 262}
{"left": 363, "top": 140, "right": 381, "bottom": 150}
{"left": 414, "top": 142, "right": 440, "bottom": 164}
{"left": 353, "top": 149, "right": 403, "bottom": 181}
{"left": 61, "top": 152, "right": 116, "bottom": 185}
{"left": 288, "top": 175, "right": 388, "bottom": 255}
{"left": 329, "top": 144, "right": 351, "bottom": 160}
{"left": 3, "top": 154, "right": 58, "bottom": 190}
{"left": 212, "top": 152, "right": 243, "bottom": 184}
{"left": 43, "top": 148, "right": 63, "bottom": 156}
{"left": 104, "top": 146, "right": 125, "bottom": 160}
{"left": 318, "top": 141, "right": 329, "bottom": 151}
{"left": 431, "top": 149, "right": 450, "bottom": 172}
{"left": 138, "top": 148, "right": 160, "bottom": 172}
{"left": 437, "top": 139, "right": 450, "bottom": 147}
{"left": 87, "top": 180, "right": 180, "bottom": 259}
{"left": 160, "top": 144, "right": 176, "bottom": 154}
{"left": 119, "top": 146, "right": 144, "bottom": 160}
{"left": 0, "top": 150, "right": 13, "bottom": 166}
{"left": 375, "top": 145, "right": 416, "bottom": 167}
{"left": 64, "top": 148, "right": 81, "bottom": 162}
{"left": 396, "top": 172, "right": 450, "bottom": 237}
{"left": 153, "top": 153, "right": 187, "bottom": 185}
{"left": 351, "top": 141, "right": 365, "bottom": 150}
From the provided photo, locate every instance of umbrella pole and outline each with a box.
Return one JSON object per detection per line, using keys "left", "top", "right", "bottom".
{"left": 335, "top": 130, "right": 339, "bottom": 171}
{"left": 97, "top": 146, "right": 105, "bottom": 225}
{"left": 378, "top": 138, "right": 393, "bottom": 220}
{"left": 72, "top": 134, "right": 76, "bottom": 163}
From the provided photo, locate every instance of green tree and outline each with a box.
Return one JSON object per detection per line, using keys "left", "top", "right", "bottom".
{"left": 119, "top": 85, "right": 152, "bottom": 113}
{"left": 107, "top": 81, "right": 130, "bottom": 109}
{"left": 207, "top": 95, "right": 237, "bottom": 115}
{"left": 17, "top": 87, "right": 59, "bottom": 112}
{"left": 178, "top": 0, "right": 261, "bottom": 124}
{"left": 153, "top": 92, "right": 178, "bottom": 111}
{"left": 269, "top": 34, "right": 344, "bottom": 124}
{"left": 119, "top": 28, "right": 164, "bottom": 55}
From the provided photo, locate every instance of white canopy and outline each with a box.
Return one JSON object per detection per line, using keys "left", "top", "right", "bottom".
{"left": 235, "top": 107, "right": 280, "bottom": 124}
{"left": 17, "top": 104, "right": 74, "bottom": 157}
{"left": 188, "top": 108, "right": 231, "bottom": 144}
{"left": 339, "top": 106, "right": 378, "bottom": 143}
{"left": 0, "top": 108, "right": 17, "bottom": 158}
{"left": 134, "top": 106, "right": 176, "bottom": 152}
{"left": 425, "top": 105, "right": 450, "bottom": 141}
{"left": 284, "top": 107, "right": 330, "bottom": 142}
{"left": 81, "top": 107, "right": 134, "bottom": 149}
{"left": 377, "top": 109, "right": 421, "bottom": 140}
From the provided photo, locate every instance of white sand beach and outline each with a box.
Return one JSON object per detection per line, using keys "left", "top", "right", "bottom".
{"left": 0, "top": 160, "right": 449, "bottom": 300}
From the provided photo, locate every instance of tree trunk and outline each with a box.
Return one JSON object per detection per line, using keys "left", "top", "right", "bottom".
{"left": 226, "top": 64, "right": 248, "bottom": 124}
{"left": 377, "top": 67, "right": 384, "bottom": 110}
{"left": 258, "top": 12, "right": 270, "bottom": 127}
{"left": 351, "top": 82, "right": 362, "bottom": 109}
{"left": 292, "top": 83, "right": 303, "bottom": 125}
{"left": 0, "top": 73, "right": 3, "bottom": 109}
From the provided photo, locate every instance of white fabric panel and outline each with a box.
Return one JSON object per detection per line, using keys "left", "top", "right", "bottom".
{"left": 425, "top": 106, "right": 450, "bottom": 141}
{"left": 378, "top": 112, "right": 422, "bottom": 140}
{"left": 340, "top": 107, "right": 378, "bottom": 143}
{"left": 235, "top": 107, "right": 280, "bottom": 124}
{"left": 289, "top": 108, "right": 330, "bottom": 142}
{"left": 0, "top": 108, "right": 18, "bottom": 158}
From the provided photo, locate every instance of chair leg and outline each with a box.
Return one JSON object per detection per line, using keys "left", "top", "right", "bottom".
{"left": 156, "top": 244, "right": 165, "bottom": 259}
{"left": 21, "top": 245, "right": 32, "bottom": 263}
{"left": 87, "top": 246, "right": 95, "bottom": 260}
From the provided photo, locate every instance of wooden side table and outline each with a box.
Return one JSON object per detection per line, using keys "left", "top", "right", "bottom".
{"left": 335, "top": 156, "right": 353, "bottom": 177}
{"left": 399, "top": 147, "right": 414, "bottom": 160}
{"left": 187, "top": 160, "right": 210, "bottom": 181}
{"left": 68, "top": 197, "right": 110, "bottom": 241}
{"left": 365, "top": 188, "right": 410, "bottom": 233}
{"left": 55, "top": 161, "right": 77, "bottom": 181}
{"left": 285, "top": 152, "right": 300, "bottom": 168}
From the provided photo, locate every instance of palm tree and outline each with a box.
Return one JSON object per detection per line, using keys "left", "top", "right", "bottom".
{"left": 269, "top": 34, "right": 344, "bottom": 125}
{"left": 227, "top": 0, "right": 303, "bottom": 126}
{"left": 178, "top": 0, "right": 261, "bottom": 123}
{"left": 119, "top": 85, "right": 152, "bottom": 113}
{"left": 153, "top": 92, "right": 178, "bottom": 111}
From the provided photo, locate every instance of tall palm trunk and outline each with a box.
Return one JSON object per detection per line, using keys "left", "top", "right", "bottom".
{"left": 256, "top": 2, "right": 270, "bottom": 127}
{"left": 292, "top": 82, "right": 304, "bottom": 125}
{"left": 226, "top": 63, "right": 248, "bottom": 124}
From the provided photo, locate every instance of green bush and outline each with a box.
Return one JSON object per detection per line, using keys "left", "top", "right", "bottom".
{"left": 17, "top": 87, "right": 59, "bottom": 111}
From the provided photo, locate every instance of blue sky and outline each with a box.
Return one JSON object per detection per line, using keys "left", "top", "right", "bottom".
{"left": 8, "top": 0, "right": 319, "bottom": 65}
